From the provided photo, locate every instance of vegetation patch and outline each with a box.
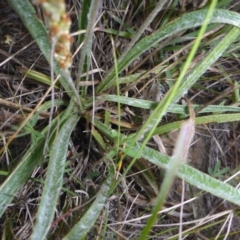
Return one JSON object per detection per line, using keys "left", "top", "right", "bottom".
{"left": 1, "top": 0, "right": 240, "bottom": 239}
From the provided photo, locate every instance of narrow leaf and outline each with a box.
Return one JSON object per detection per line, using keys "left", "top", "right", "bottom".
{"left": 123, "top": 143, "right": 240, "bottom": 207}
{"left": 97, "top": 95, "right": 240, "bottom": 114}
{"left": 97, "top": 9, "right": 240, "bottom": 92}
{"left": 0, "top": 138, "right": 45, "bottom": 217}
{"left": 31, "top": 114, "right": 80, "bottom": 240}
{"left": 153, "top": 113, "right": 240, "bottom": 136}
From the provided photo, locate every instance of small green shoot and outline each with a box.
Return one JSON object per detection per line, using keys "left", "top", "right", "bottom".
{"left": 208, "top": 161, "right": 230, "bottom": 178}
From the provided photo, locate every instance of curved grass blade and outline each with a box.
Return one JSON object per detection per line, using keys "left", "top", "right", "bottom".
{"left": 112, "top": 0, "right": 168, "bottom": 70}
{"left": 172, "top": 26, "right": 240, "bottom": 103}
{"left": 37, "top": 99, "right": 66, "bottom": 113}
{"left": 63, "top": 167, "right": 114, "bottom": 240}
{"left": 0, "top": 138, "right": 45, "bottom": 217}
{"left": 123, "top": 142, "right": 240, "bottom": 207}
{"left": 93, "top": 117, "right": 240, "bottom": 207}
{"left": 7, "top": 0, "right": 50, "bottom": 60}
{"left": 97, "top": 9, "right": 240, "bottom": 92}
{"left": 153, "top": 113, "right": 240, "bottom": 136}
{"left": 97, "top": 95, "right": 240, "bottom": 114}
{"left": 30, "top": 113, "right": 80, "bottom": 240}
{"left": 105, "top": 69, "right": 164, "bottom": 89}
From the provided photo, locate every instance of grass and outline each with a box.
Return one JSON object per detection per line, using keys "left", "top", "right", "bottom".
{"left": 1, "top": 0, "right": 240, "bottom": 239}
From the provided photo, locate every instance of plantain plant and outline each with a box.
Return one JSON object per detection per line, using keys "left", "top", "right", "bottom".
{"left": 1, "top": 0, "right": 240, "bottom": 239}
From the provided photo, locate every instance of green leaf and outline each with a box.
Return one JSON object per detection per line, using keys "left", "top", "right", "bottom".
{"left": 107, "top": 10, "right": 136, "bottom": 35}
{"left": 208, "top": 161, "right": 230, "bottom": 178}
{"left": 153, "top": 113, "right": 240, "bottom": 136}
{"left": 0, "top": 138, "right": 45, "bottom": 217}
{"left": 31, "top": 113, "right": 80, "bottom": 240}
{"left": 123, "top": 25, "right": 240, "bottom": 169}
{"left": 92, "top": 128, "right": 106, "bottom": 150}
{"left": 22, "top": 69, "right": 60, "bottom": 89}
{"left": 123, "top": 142, "right": 240, "bottom": 207}
{"left": 76, "top": 0, "right": 101, "bottom": 93}
{"left": 0, "top": 101, "right": 76, "bottom": 219}
{"left": 37, "top": 99, "right": 66, "bottom": 113}
{"left": 97, "top": 9, "right": 240, "bottom": 92}
{"left": 77, "top": 0, "right": 91, "bottom": 45}
{"left": 98, "top": 95, "right": 240, "bottom": 114}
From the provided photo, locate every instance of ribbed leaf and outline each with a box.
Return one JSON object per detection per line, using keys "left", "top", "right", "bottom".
{"left": 123, "top": 26, "right": 240, "bottom": 167}
{"left": 172, "top": 27, "right": 240, "bottom": 103}
{"left": 76, "top": 0, "right": 102, "bottom": 89}
{"left": 153, "top": 113, "right": 240, "bottom": 136}
{"left": 97, "top": 95, "right": 240, "bottom": 114}
{"left": 0, "top": 102, "right": 75, "bottom": 218}
{"left": 93, "top": 118, "right": 240, "bottom": 207}
{"left": 23, "top": 69, "right": 60, "bottom": 89}
{"left": 123, "top": 142, "right": 240, "bottom": 207}
{"left": 31, "top": 113, "right": 80, "bottom": 240}
{"left": 97, "top": 9, "right": 240, "bottom": 92}
{"left": 0, "top": 138, "right": 45, "bottom": 217}
{"left": 77, "top": 0, "right": 91, "bottom": 45}
{"left": 37, "top": 99, "right": 66, "bottom": 114}
{"left": 105, "top": 66, "right": 164, "bottom": 89}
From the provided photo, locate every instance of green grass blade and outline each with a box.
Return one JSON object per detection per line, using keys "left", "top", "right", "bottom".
{"left": 97, "top": 9, "right": 240, "bottom": 92}
{"left": 117, "top": 0, "right": 168, "bottom": 61}
{"left": 63, "top": 168, "right": 114, "bottom": 240}
{"left": 153, "top": 113, "right": 240, "bottom": 136}
{"left": 76, "top": 0, "right": 102, "bottom": 91}
{"left": 140, "top": 117, "right": 195, "bottom": 239}
{"left": 121, "top": 26, "right": 240, "bottom": 182}
{"left": 106, "top": 10, "right": 136, "bottom": 35}
{"left": 36, "top": 99, "right": 66, "bottom": 114}
{"left": 31, "top": 114, "right": 80, "bottom": 240}
{"left": 77, "top": 0, "right": 91, "bottom": 45}
{"left": 98, "top": 95, "right": 240, "bottom": 114}
{"left": 105, "top": 69, "right": 164, "bottom": 89}
{"left": 123, "top": 142, "right": 240, "bottom": 207}
{"left": 93, "top": 116, "right": 240, "bottom": 208}
{"left": 0, "top": 138, "right": 45, "bottom": 217}
{"left": 7, "top": 0, "right": 50, "bottom": 60}
{"left": 22, "top": 69, "right": 60, "bottom": 89}
{"left": 172, "top": 26, "right": 240, "bottom": 103}
{"left": 134, "top": 160, "right": 159, "bottom": 196}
